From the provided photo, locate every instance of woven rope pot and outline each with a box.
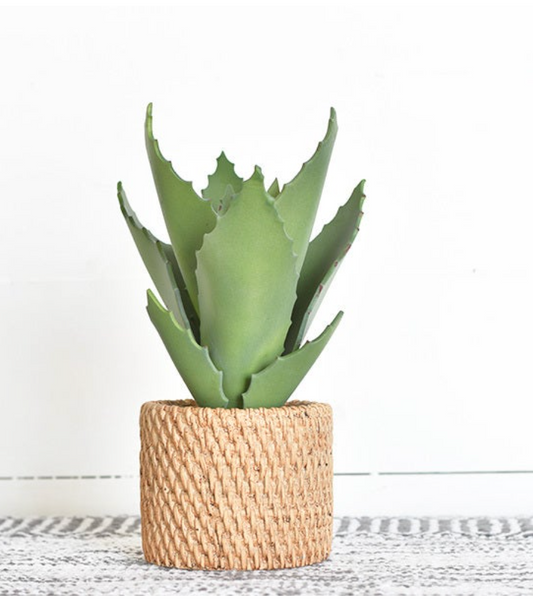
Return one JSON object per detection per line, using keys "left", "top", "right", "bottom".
{"left": 139, "top": 399, "right": 333, "bottom": 570}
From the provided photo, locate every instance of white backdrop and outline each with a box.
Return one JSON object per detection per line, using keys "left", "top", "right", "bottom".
{"left": 1, "top": 3, "right": 533, "bottom": 516}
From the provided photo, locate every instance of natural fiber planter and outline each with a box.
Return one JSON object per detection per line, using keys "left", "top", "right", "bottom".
{"left": 139, "top": 399, "right": 333, "bottom": 570}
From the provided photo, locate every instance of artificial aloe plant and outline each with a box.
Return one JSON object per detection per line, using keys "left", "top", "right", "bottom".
{"left": 118, "top": 104, "right": 365, "bottom": 408}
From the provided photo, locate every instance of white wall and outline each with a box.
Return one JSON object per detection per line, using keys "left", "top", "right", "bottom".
{"left": 1, "top": 3, "right": 533, "bottom": 516}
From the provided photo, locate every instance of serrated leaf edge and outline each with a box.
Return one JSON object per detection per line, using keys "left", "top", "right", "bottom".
{"left": 117, "top": 182, "right": 195, "bottom": 331}
{"left": 145, "top": 103, "right": 208, "bottom": 202}
{"left": 274, "top": 108, "right": 338, "bottom": 201}
{"left": 202, "top": 151, "right": 244, "bottom": 201}
{"left": 146, "top": 289, "right": 229, "bottom": 407}
{"left": 291, "top": 180, "right": 366, "bottom": 350}
{"left": 196, "top": 166, "right": 298, "bottom": 266}
{"left": 242, "top": 310, "right": 344, "bottom": 408}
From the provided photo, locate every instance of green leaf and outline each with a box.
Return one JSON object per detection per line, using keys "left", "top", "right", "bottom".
{"left": 242, "top": 311, "right": 343, "bottom": 408}
{"left": 117, "top": 182, "right": 199, "bottom": 338}
{"left": 145, "top": 103, "right": 217, "bottom": 314}
{"left": 210, "top": 184, "right": 235, "bottom": 216}
{"left": 267, "top": 178, "right": 280, "bottom": 198}
{"left": 196, "top": 167, "right": 298, "bottom": 407}
{"left": 157, "top": 241, "right": 200, "bottom": 340}
{"left": 201, "top": 152, "right": 243, "bottom": 203}
{"left": 285, "top": 180, "right": 365, "bottom": 353}
{"left": 274, "top": 108, "right": 338, "bottom": 273}
{"left": 146, "top": 290, "right": 228, "bottom": 408}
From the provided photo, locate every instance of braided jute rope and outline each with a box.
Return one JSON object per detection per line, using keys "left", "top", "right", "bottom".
{"left": 139, "top": 399, "right": 333, "bottom": 570}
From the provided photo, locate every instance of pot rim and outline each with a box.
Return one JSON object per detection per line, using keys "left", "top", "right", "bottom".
{"left": 141, "top": 398, "right": 331, "bottom": 413}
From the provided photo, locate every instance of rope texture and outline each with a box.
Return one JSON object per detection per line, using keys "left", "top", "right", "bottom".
{"left": 139, "top": 400, "right": 333, "bottom": 570}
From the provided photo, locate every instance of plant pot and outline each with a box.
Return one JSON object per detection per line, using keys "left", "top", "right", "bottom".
{"left": 139, "top": 399, "right": 333, "bottom": 570}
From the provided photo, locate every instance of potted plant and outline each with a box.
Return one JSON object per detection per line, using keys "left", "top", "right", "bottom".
{"left": 117, "top": 104, "right": 366, "bottom": 570}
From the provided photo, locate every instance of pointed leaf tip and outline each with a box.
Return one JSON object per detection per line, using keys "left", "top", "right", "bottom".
{"left": 284, "top": 179, "right": 366, "bottom": 352}
{"left": 326, "top": 108, "right": 338, "bottom": 137}
{"left": 274, "top": 108, "right": 338, "bottom": 275}
{"left": 252, "top": 165, "right": 264, "bottom": 180}
{"left": 267, "top": 177, "right": 280, "bottom": 198}
{"left": 145, "top": 103, "right": 155, "bottom": 141}
{"left": 146, "top": 287, "right": 161, "bottom": 311}
{"left": 145, "top": 101, "right": 218, "bottom": 314}
{"left": 242, "top": 310, "right": 344, "bottom": 408}
{"left": 202, "top": 151, "right": 243, "bottom": 203}
{"left": 118, "top": 186, "right": 198, "bottom": 335}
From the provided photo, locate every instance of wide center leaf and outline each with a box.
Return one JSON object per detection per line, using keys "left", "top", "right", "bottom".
{"left": 196, "top": 168, "right": 298, "bottom": 407}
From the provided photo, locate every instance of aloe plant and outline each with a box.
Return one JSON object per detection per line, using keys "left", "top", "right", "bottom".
{"left": 118, "top": 104, "right": 365, "bottom": 408}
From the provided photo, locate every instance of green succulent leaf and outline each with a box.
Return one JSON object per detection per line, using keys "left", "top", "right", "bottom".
{"left": 274, "top": 108, "right": 338, "bottom": 273}
{"left": 267, "top": 178, "right": 280, "bottom": 198}
{"left": 201, "top": 152, "right": 243, "bottom": 203}
{"left": 285, "top": 180, "right": 366, "bottom": 353}
{"left": 117, "top": 182, "right": 199, "bottom": 338}
{"left": 211, "top": 184, "right": 235, "bottom": 216}
{"left": 158, "top": 241, "right": 201, "bottom": 340}
{"left": 242, "top": 311, "right": 343, "bottom": 408}
{"left": 120, "top": 105, "right": 365, "bottom": 409}
{"left": 196, "top": 167, "right": 298, "bottom": 407}
{"left": 146, "top": 290, "right": 228, "bottom": 408}
{"left": 145, "top": 103, "right": 217, "bottom": 314}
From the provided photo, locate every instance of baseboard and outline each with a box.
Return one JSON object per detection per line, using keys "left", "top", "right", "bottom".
{"left": 1, "top": 473, "right": 531, "bottom": 516}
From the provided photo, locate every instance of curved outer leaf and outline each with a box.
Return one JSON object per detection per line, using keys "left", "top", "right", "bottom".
{"left": 158, "top": 241, "right": 201, "bottom": 341}
{"left": 201, "top": 152, "right": 243, "bottom": 203}
{"left": 145, "top": 103, "right": 217, "bottom": 314}
{"left": 146, "top": 290, "right": 228, "bottom": 408}
{"left": 285, "top": 180, "right": 366, "bottom": 353}
{"left": 242, "top": 311, "right": 343, "bottom": 408}
{"left": 117, "top": 182, "right": 199, "bottom": 337}
{"left": 196, "top": 167, "right": 298, "bottom": 407}
{"left": 274, "top": 108, "right": 338, "bottom": 273}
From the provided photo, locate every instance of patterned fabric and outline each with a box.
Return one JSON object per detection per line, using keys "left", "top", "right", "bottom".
{"left": 1, "top": 516, "right": 532, "bottom": 595}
